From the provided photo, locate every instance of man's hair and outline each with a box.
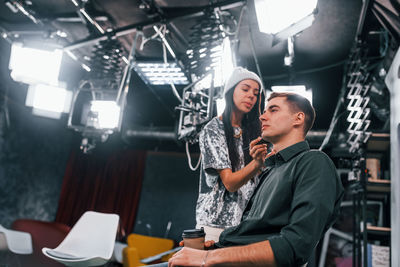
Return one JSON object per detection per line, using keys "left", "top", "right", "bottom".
{"left": 268, "top": 92, "right": 316, "bottom": 135}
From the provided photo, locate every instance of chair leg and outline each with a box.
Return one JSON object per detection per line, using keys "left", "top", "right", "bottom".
{"left": 318, "top": 228, "right": 332, "bottom": 267}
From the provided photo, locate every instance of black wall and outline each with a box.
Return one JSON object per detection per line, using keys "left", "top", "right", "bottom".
{"left": 0, "top": 39, "right": 74, "bottom": 228}
{"left": 133, "top": 151, "right": 200, "bottom": 242}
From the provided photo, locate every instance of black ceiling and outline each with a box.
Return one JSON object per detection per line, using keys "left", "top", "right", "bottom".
{"left": 0, "top": 0, "right": 396, "bottom": 150}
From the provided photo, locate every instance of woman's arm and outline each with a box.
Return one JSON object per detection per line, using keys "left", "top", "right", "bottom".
{"left": 219, "top": 137, "right": 271, "bottom": 192}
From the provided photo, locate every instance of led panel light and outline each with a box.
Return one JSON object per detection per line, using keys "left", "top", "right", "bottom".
{"left": 86, "top": 101, "right": 121, "bottom": 129}
{"left": 216, "top": 98, "right": 226, "bottom": 116}
{"left": 194, "top": 37, "right": 234, "bottom": 91}
{"left": 133, "top": 62, "right": 189, "bottom": 85}
{"left": 9, "top": 43, "right": 63, "bottom": 85}
{"left": 255, "top": 0, "right": 318, "bottom": 38}
{"left": 269, "top": 85, "right": 313, "bottom": 105}
{"left": 26, "top": 84, "right": 72, "bottom": 119}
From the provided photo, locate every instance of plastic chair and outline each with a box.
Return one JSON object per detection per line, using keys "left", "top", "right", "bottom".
{"left": 123, "top": 233, "right": 175, "bottom": 267}
{"left": 0, "top": 224, "right": 33, "bottom": 254}
{"left": 42, "top": 211, "right": 119, "bottom": 266}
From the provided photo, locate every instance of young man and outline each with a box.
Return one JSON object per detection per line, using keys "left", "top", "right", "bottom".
{"left": 168, "top": 92, "right": 344, "bottom": 267}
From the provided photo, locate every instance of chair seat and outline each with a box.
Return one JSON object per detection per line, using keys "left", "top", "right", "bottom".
{"left": 0, "top": 224, "right": 32, "bottom": 254}
{"left": 42, "top": 247, "right": 110, "bottom": 267}
{"left": 42, "top": 211, "right": 119, "bottom": 267}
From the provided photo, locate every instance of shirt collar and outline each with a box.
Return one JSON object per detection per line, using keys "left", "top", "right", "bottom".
{"left": 265, "top": 141, "right": 310, "bottom": 166}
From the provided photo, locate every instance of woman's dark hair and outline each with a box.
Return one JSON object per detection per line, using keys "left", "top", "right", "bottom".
{"left": 222, "top": 82, "right": 264, "bottom": 171}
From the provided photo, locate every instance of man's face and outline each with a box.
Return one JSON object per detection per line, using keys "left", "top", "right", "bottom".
{"left": 259, "top": 96, "right": 296, "bottom": 143}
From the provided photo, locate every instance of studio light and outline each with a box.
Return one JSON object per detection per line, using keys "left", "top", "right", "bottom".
{"left": 9, "top": 43, "right": 63, "bottom": 85}
{"left": 216, "top": 98, "right": 225, "bottom": 116}
{"left": 86, "top": 101, "right": 121, "bottom": 129}
{"left": 133, "top": 62, "right": 189, "bottom": 85}
{"left": 25, "top": 83, "right": 72, "bottom": 119}
{"left": 270, "top": 85, "right": 313, "bottom": 104}
{"left": 195, "top": 37, "right": 234, "bottom": 91}
{"left": 255, "top": 0, "right": 318, "bottom": 45}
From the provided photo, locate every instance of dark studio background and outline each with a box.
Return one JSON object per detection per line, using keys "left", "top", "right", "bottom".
{"left": 0, "top": 2, "right": 398, "bottom": 264}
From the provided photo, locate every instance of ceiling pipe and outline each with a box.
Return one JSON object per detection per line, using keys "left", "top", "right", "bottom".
{"left": 56, "top": 15, "right": 108, "bottom": 23}
{"left": 125, "top": 128, "right": 176, "bottom": 140}
{"left": 247, "top": 6, "right": 266, "bottom": 93}
{"left": 123, "top": 128, "right": 327, "bottom": 142}
{"left": 63, "top": 0, "right": 246, "bottom": 51}
{"left": 355, "top": 0, "right": 372, "bottom": 38}
{"left": 7, "top": 0, "right": 43, "bottom": 26}
{"left": 69, "top": 0, "right": 105, "bottom": 35}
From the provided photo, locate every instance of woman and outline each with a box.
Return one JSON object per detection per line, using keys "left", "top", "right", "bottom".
{"left": 196, "top": 67, "right": 268, "bottom": 242}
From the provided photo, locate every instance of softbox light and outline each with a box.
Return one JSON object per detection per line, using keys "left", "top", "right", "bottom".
{"left": 26, "top": 83, "right": 72, "bottom": 119}
{"left": 9, "top": 43, "right": 63, "bottom": 85}
{"left": 255, "top": 0, "right": 318, "bottom": 45}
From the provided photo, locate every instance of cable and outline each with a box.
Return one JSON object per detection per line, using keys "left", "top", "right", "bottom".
{"left": 186, "top": 142, "right": 202, "bottom": 171}
{"left": 318, "top": 111, "right": 347, "bottom": 151}
{"left": 263, "top": 60, "right": 346, "bottom": 81}
{"left": 170, "top": 82, "right": 182, "bottom": 103}
{"left": 160, "top": 36, "right": 183, "bottom": 103}
{"left": 247, "top": 6, "right": 265, "bottom": 91}
{"left": 318, "top": 49, "right": 354, "bottom": 151}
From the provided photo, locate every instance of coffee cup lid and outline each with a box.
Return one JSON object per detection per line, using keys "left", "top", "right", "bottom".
{"left": 182, "top": 228, "right": 205, "bottom": 238}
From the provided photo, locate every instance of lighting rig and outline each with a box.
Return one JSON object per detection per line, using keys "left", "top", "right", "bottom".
{"left": 176, "top": 9, "right": 236, "bottom": 144}
{"left": 67, "top": 38, "right": 127, "bottom": 153}
{"left": 2, "top": 0, "right": 247, "bottom": 156}
{"left": 2, "top": 0, "right": 131, "bottom": 153}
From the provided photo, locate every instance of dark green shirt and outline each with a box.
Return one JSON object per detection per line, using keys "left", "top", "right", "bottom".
{"left": 218, "top": 141, "right": 344, "bottom": 267}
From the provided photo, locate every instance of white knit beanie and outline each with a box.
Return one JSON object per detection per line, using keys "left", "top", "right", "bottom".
{"left": 223, "top": 67, "right": 263, "bottom": 95}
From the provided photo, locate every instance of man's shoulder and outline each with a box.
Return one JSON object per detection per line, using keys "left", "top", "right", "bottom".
{"left": 302, "top": 149, "right": 332, "bottom": 159}
{"left": 297, "top": 149, "right": 337, "bottom": 171}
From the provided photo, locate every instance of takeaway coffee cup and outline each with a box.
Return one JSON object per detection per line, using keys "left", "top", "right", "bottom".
{"left": 182, "top": 228, "right": 205, "bottom": 250}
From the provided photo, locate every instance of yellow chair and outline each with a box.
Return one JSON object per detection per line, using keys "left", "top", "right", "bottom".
{"left": 123, "top": 233, "right": 175, "bottom": 267}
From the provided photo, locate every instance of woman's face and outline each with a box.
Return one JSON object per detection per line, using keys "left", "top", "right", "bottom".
{"left": 232, "top": 79, "right": 260, "bottom": 115}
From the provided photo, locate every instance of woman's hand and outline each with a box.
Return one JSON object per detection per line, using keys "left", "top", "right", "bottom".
{"left": 249, "top": 137, "right": 268, "bottom": 166}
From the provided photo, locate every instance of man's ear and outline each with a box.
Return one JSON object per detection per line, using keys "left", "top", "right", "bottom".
{"left": 293, "top": 112, "right": 305, "bottom": 127}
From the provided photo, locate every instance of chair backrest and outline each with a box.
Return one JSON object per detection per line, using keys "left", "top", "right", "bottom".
{"left": 42, "top": 211, "right": 119, "bottom": 266}
{"left": 127, "top": 233, "right": 174, "bottom": 259}
{"left": 0, "top": 224, "right": 33, "bottom": 254}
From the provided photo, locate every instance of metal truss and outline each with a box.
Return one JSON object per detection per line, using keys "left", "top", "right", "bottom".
{"left": 345, "top": 45, "right": 372, "bottom": 153}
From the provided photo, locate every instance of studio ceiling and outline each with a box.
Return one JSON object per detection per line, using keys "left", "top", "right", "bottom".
{"left": 1, "top": 0, "right": 392, "bottom": 149}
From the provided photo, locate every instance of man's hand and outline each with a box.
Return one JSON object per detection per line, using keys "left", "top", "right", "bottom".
{"left": 169, "top": 241, "right": 277, "bottom": 267}
{"left": 168, "top": 247, "right": 208, "bottom": 267}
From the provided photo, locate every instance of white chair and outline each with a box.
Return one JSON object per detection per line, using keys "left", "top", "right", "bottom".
{"left": 42, "top": 211, "right": 119, "bottom": 266}
{"left": 0, "top": 224, "right": 33, "bottom": 254}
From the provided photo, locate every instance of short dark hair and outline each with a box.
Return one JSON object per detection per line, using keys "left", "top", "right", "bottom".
{"left": 268, "top": 92, "right": 316, "bottom": 135}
